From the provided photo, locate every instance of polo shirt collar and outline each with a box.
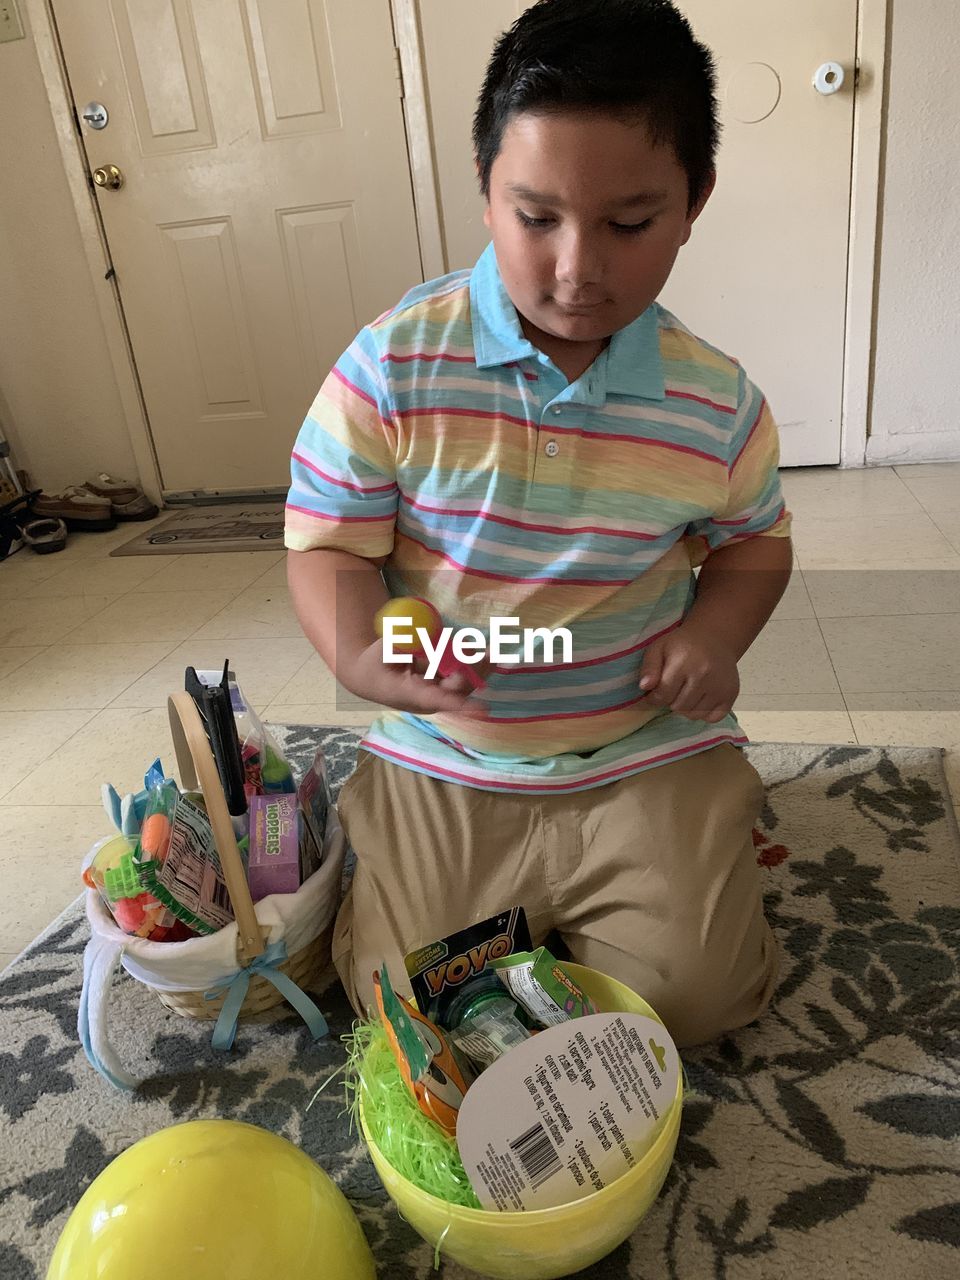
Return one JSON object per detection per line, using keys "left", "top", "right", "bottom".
{"left": 470, "top": 242, "right": 665, "bottom": 401}
{"left": 605, "top": 304, "right": 665, "bottom": 401}
{"left": 470, "top": 243, "right": 536, "bottom": 368}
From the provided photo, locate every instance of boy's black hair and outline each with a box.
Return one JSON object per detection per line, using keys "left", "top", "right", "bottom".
{"left": 473, "top": 0, "right": 719, "bottom": 212}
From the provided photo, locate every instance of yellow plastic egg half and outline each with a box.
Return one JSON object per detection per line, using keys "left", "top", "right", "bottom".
{"left": 45, "top": 1120, "right": 375, "bottom": 1280}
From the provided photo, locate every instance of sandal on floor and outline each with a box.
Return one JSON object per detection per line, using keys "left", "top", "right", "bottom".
{"left": 22, "top": 517, "right": 68, "bottom": 555}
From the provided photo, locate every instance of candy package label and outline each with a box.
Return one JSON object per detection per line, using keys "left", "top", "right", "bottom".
{"left": 247, "top": 793, "right": 300, "bottom": 900}
{"left": 139, "top": 795, "right": 233, "bottom": 934}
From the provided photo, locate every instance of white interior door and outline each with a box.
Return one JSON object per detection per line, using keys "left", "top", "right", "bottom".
{"left": 415, "top": 0, "right": 858, "bottom": 466}
{"left": 662, "top": 2, "right": 858, "bottom": 465}
{"left": 55, "top": 1, "right": 424, "bottom": 494}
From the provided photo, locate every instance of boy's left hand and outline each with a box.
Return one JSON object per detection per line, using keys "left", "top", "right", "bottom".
{"left": 638, "top": 622, "right": 740, "bottom": 723}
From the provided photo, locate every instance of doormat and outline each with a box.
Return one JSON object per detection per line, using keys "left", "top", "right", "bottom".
{"left": 110, "top": 504, "right": 285, "bottom": 556}
{"left": 2, "top": 731, "right": 959, "bottom": 1279}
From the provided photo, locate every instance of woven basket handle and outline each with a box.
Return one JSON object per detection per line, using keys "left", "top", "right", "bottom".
{"left": 167, "top": 691, "right": 265, "bottom": 963}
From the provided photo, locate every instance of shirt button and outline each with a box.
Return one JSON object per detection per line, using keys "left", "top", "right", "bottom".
{"left": 545, "top": 440, "right": 560, "bottom": 458}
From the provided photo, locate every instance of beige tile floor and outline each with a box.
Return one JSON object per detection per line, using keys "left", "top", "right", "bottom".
{"left": 1, "top": 461, "right": 959, "bottom": 967}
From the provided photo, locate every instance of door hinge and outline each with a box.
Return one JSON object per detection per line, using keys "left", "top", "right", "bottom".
{"left": 393, "top": 46, "right": 405, "bottom": 100}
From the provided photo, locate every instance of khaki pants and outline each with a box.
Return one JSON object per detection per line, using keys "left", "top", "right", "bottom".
{"left": 333, "top": 742, "right": 778, "bottom": 1048}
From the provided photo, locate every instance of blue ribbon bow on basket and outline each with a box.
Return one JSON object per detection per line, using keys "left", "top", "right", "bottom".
{"left": 204, "top": 939, "right": 330, "bottom": 1051}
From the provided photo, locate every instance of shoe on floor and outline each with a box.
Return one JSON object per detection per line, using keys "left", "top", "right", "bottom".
{"left": 32, "top": 486, "right": 116, "bottom": 531}
{"left": 82, "top": 473, "right": 159, "bottom": 522}
{"left": 22, "top": 517, "right": 68, "bottom": 554}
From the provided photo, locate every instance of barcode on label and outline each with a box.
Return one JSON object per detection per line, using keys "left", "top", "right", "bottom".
{"left": 210, "top": 876, "right": 232, "bottom": 916}
{"left": 508, "top": 1122, "right": 561, "bottom": 1190}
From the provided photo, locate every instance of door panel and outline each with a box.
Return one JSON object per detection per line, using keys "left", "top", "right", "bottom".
{"left": 160, "top": 219, "right": 264, "bottom": 415}
{"left": 416, "top": 0, "right": 858, "bottom": 466}
{"left": 243, "top": 0, "right": 342, "bottom": 136}
{"left": 57, "top": 0, "right": 423, "bottom": 493}
{"left": 112, "top": 0, "right": 215, "bottom": 151}
{"left": 662, "top": 1, "right": 858, "bottom": 465}
{"left": 279, "top": 204, "right": 364, "bottom": 389}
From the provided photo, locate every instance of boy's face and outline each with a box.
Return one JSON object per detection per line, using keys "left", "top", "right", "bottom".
{"left": 484, "top": 111, "right": 714, "bottom": 349}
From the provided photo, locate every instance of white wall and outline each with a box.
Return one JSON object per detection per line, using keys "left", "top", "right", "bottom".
{"left": 868, "top": 0, "right": 960, "bottom": 462}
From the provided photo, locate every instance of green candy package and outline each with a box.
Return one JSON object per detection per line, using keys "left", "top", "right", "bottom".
{"left": 491, "top": 946, "right": 599, "bottom": 1026}
{"left": 136, "top": 789, "right": 234, "bottom": 935}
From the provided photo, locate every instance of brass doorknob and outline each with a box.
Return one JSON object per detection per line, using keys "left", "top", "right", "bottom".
{"left": 93, "top": 164, "right": 124, "bottom": 191}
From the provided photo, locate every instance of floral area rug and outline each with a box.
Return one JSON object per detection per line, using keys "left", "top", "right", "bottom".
{"left": 1, "top": 730, "right": 959, "bottom": 1280}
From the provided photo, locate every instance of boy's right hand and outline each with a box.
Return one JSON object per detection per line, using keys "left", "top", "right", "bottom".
{"left": 340, "top": 641, "right": 488, "bottom": 719}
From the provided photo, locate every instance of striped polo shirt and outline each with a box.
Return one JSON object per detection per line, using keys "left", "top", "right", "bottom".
{"left": 285, "top": 243, "right": 791, "bottom": 793}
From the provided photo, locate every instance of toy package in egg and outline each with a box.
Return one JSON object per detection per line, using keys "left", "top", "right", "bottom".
{"left": 491, "top": 946, "right": 598, "bottom": 1026}
{"left": 448, "top": 1003, "right": 531, "bottom": 1071}
{"left": 374, "top": 965, "right": 473, "bottom": 1137}
{"left": 405, "top": 906, "right": 532, "bottom": 1030}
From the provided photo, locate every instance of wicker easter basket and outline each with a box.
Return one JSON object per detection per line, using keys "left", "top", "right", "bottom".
{"left": 79, "top": 691, "right": 344, "bottom": 1088}
{"left": 153, "top": 691, "right": 333, "bottom": 1021}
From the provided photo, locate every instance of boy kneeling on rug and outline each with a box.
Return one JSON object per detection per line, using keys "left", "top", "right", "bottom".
{"left": 285, "top": 0, "right": 793, "bottom": 1047}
